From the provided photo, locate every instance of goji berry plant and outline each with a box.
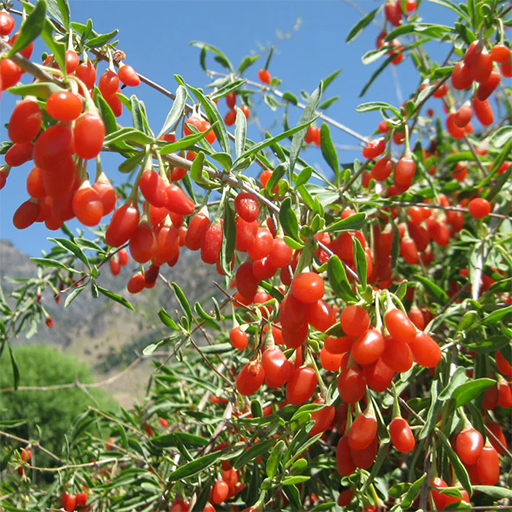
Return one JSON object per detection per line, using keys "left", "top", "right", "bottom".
{"left": 0, "top": 0, "right": 511, "bottom": 511}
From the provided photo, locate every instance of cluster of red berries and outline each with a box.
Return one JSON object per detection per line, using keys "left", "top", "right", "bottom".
{"left": 3, "top": 38, "right": 140, "bottom": 231}
{"left": 60, "top": 490, "right": 88, "bottom": 511}
{"left": 223, "top": 92, "right": 250, "bottom": 126}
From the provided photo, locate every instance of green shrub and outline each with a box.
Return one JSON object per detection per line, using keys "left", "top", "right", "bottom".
{"left": 0, "top": 345, "right": 117, "bottom": 461}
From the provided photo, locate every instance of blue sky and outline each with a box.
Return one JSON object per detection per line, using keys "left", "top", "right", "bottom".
{"left": 0, "top": 0, "right": 452, "bottom": 256}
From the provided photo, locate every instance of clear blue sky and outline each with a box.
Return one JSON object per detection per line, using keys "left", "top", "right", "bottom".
{"left": 0, "top": 0, "right": 452, "bottom": 256}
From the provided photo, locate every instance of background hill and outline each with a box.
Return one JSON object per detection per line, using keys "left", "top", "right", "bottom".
{"left": 0, "top": 239, "right": 223, "bottom": 406}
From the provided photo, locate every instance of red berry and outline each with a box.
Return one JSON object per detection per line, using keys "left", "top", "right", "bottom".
{"left": 257, "top": 68, "right": 271, "bottom": 83}
{"left": 286, "top": 366, "right": 317, "bottom": 405}
{"left": 8, "top": 99, "right": 42, "bottom": 143}
{"left": 129, "top": 222, "right": 158, "bottom": 263}
{"left": 13, "top": 199, "right": 39, "bottom": 229}
{"left": 234, "top": 191, "right": 260, "bottom": 222}
{"left": 99, "top": 70, "right": 120, "bottom": 96}
{"left": 236, "top": 360, "right": 265, "bottom": 395}
{"left": 351, "top": 328, "right": 385, "bottom": 366}
{"left": 409, "top": 332, "right": 441, "bottom": 368}
{"left": 468, "top": 198, "right": 491, "bottom": 219}
{"left": 230, "top": 327, "right": 248, "bottom": 350}
{"left": 348, "top": 412, "right": 378, "bottom": 451}
{"left": 118, "top": 64, "right": 140, "bottom": 87}
{"left": 127, "top": 272, "right": 145, "bottom": 294}
{"left": 456, "top": 427, "right": 484, "bottom": 465}
{"left": 72, "top": 181, "right": 104, "bottom": 226}
{"left": 341, "top": 305, "right": 370, "bottom": 336}
{"left": 0, "top": 11, "right": 15, "bottom": 36}
{"left": 46, "top": 91, "right": 83, "bottom": 122}
{"left": 291, "top": 272, "right": 324, "bottom": 304}
{"left": 212, "top": 480, "right": 229, "bottom": 504}
{"left": 105, "top": 204, "right": 140, "bottom": 247}
{"left": 385, "top": 308, "right": 417, "bottom": 344}
{"left": 74, "top": 112, "right": 105, "bottom": 160}
{"left": 476, "top": 444, "right": 500, "bottom": 485}
{"left": 65, "top": 50, "right": 80, "bottom": 73}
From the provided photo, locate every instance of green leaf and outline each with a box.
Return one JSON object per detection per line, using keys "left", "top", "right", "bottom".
{"left": 8, "top": 344, "right": 20, "bottom": 390}
{"left": 400, "top": 473, "right": 427, "bottom": 509}
{"left": 64, "top": 285, "right": 86, "bottom": 308}
{"left": 172, "top": 283, "right": 193, "bottom": 322}
{"left": 238, "top": 117, "right": 318, "bottom": 164}
{"left": 84, "top": 29, "right": 119, "bottom": 49}
{"left": 8, "top": 0, "right": 47, "bottom": 58}
{"left": 323, "top": 213, "right": 366, "bottom": 233}
{"left": 346, "top": 7, "right": 381, "bottom": 43}
{"left": 385, "top": 23, "right": 452, "bottom": 41}
{"left": 282, "top": 91, "right": 298, "bottom": 105}
{"left": 47, "top": 0, "right": 69, "bottom": 28}
{"left": 93, "top": 88, "right": 117, "bottom": 135}
{"left": 320, "top": 123, "right": 338, "bottom": 173}
{"left": 429, "top": 0, "right": 471, "bottom": 22}
{"left": 129, "top": 95, "right": 147, "bottom": 134}
{"left": 414, "top": 274, "right": 449, "bottom": 303}
{"left": 289, "top": 82, "right": 323, "bottom": 172}
{"left": 489, "top": 126, "right": 512, "bottom": 148}
{"left": 188, "top": 85, "right": 231, "bottom": 154}
{"left": 471, "top": 485, "right": 512, "bottom": 499}
{"left": 237, "top": 54, "right": 260, "bottom": 73}
{"left": 266, "top": 162, "right": 287, "bottom": 195}
{"left": 294, "top": 166, "right": 313, "bottom": 187}
{"left": 6, "top": 82, "right": 62, "bottom": 99}
{"left": 190, "top": 41, "right": 234, "bottom": 72}
{"left": 438, "top": 367, "right": 468, "bottom": 401}
{"left": 352, "top": 237, "right": 367, "bottom": 287}
{"left": 360, "top": 54, "right": 396, "bottom": 97}
{"left": 220, "top": 201, "right": 236, "bottom": 276}
{"left": 210, "top": 78, "right": 246, "bottom": 101}
{"left": 49, "top": 238, "right": 91, "bottom": 270}
{"left": 322, "top": 68, "right": 342, "bottom": 89}
{"left": 356, "top": 101, "right": 401, "bottom": 118}
{"left": 481, "top": 305, "right": 512, "bottom": 326}
{"left": 327, "top": 255, "right": 357, "bottom": 302}
{"left": 419, "top": 380, "right": 441, "bottom": 440}
{"left": 190, "top": 150, "right": 205, "bottom": 184}
{"left": 159, "top": 128, "right": 214, "bottom": 155}
{"left": 266, "top": 439, "right": 285, "bottom": 480}
{"left": 158, "top": 308, "right": 180, "bottom": 331}
{"left": 318, "top": 96, "right": 340, "bottom": 110}
{"left": 104, "top": 127, "right": 154, "bottom": 146}
{"left": 234, "top": 107, "right": 247, "bottom": 159}
{"left": 157, "top": 86, "right": 187, "bottom": 138}
{"left": 279, "top": 198, "right": 300, "bottom": 242}
{"left": 30, "top": 257, "right": 75, "bottom": 272}
{"left": 437, "top": 430, "right": 472, "bottom": 495}
{"left": 282, "top": 475, "right": 310, "bottom": 485}
{"left": 233, "top": 438, "right": 275, "bottom": 470}
{"left": 452, "top": 378, "right": 496, "bottom": 408}
{"left": 119, "top": 152, "right": 145, "bottom": 174}
{"left": 41, "top": 19, "right": 66, "bottom": 73}
{"left": 97, "top": 286, "right": 135, "bottom": 311}
{"left": 169, "top": 449, "right": 226, "bottom": 481}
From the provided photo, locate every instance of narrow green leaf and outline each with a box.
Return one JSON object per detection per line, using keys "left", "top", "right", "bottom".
{"left": 94, "top": 88, "right": 118, "bottom": 135}
{"left": 289, "top": 82, "right": 323, "bottom": 172}
{"left": 190, "top": 151, "right": 205, "bottom": 184}
{"left": 157, "top": 86, "right": 187, "bottom": 138}
{"left": 279, "top": 198, "right": 300, "bottom": 242}
{"left": 64, "top": 285, "right": 86, "bottom": 308}
{"left": 119, "top": 152, "right": 145, "bottom": 174}
{"left": 188, "top": 85, "right": 231, "bottom": 154}
{"left": 8, "top": 344, "right": 20, "bottom": 390}
{"left": 266, "top": 439, "right": 285, "bottom": 480}
{"left": 324, "top": 213, "right": 366, "bottom": 233}
{"left": 414, "top": 274, "right": 449, "bottom": 303}
{"left": 234, "top": 107, "right": 247, "bottom": 159}
{"left": 172, "top": 282, "right": 193, "bottom": 322}
{"left": 438, "top": 367, "right": 468, "bottom": 401}
{"left": 352, "top": 237, "right": 367, "bottom": 287}
{"left": 437, "top": 430, "right": 472, "bottom": 495}
{"left": 6, "top": 82, "right": 62, "bottom": 99}
{"left": 452, "top": 379, "right": 496, "bottom": 408}
{"left": 97, "top": 286, "right": 135, "bottom": 311}
{"left": 84, "top": 29, "right": 119, "bottom": 49}
{"left": 169, "top": 450, "right": 226, "bottom": 481}
{"left": 159, "top": 129, "right": 214, "bottom": 155}
{"left": 237, "top": 55, "right": 260, "bottom": 73}
{"left": 360, "top": 54, "right": 396, "bottom": 97}
{"left": 320, "top": 123, "right": 338, "bottom": 173}
{"left": 233, "top": 438, "right": 275, "bottom": 470}
{"left": 158, "top": 308, "right": 180, "bottom": 331}
{"left": 47, "top": 0, "right": 69, "bottom": 28}
{"left": 471, "top": 485, "right": 512, "bottom": 499}
{"left": 322, "top": 68, "right": 342, "bottom": 89}
{"left": 9, "top": 0, "right": 47, "bottom": 58}
{"left": 294, "top": 166, "right": 313, "bottom": 187}
{"left": 49, "top": 238, "right": 90, "bottom": 270}
{"left": 346, "top": 7, "right": 381, "bottom": 43}
{"left": 189, "top": 41, "right": 234, "bottom": 72}
{"left": 220, "top": 202, "right": 236, "bottom": 276}
{"left": 327, "top": 256, "right": 357, "bottom": 302}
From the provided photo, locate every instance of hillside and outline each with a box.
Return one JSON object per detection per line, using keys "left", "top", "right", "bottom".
{"left": 0, "top": 239, "right": 223, "bottom": 405}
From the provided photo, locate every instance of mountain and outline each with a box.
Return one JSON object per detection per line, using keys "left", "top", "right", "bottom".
{"left": 0, "top": 239, "right": 224, "bottom": 405}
